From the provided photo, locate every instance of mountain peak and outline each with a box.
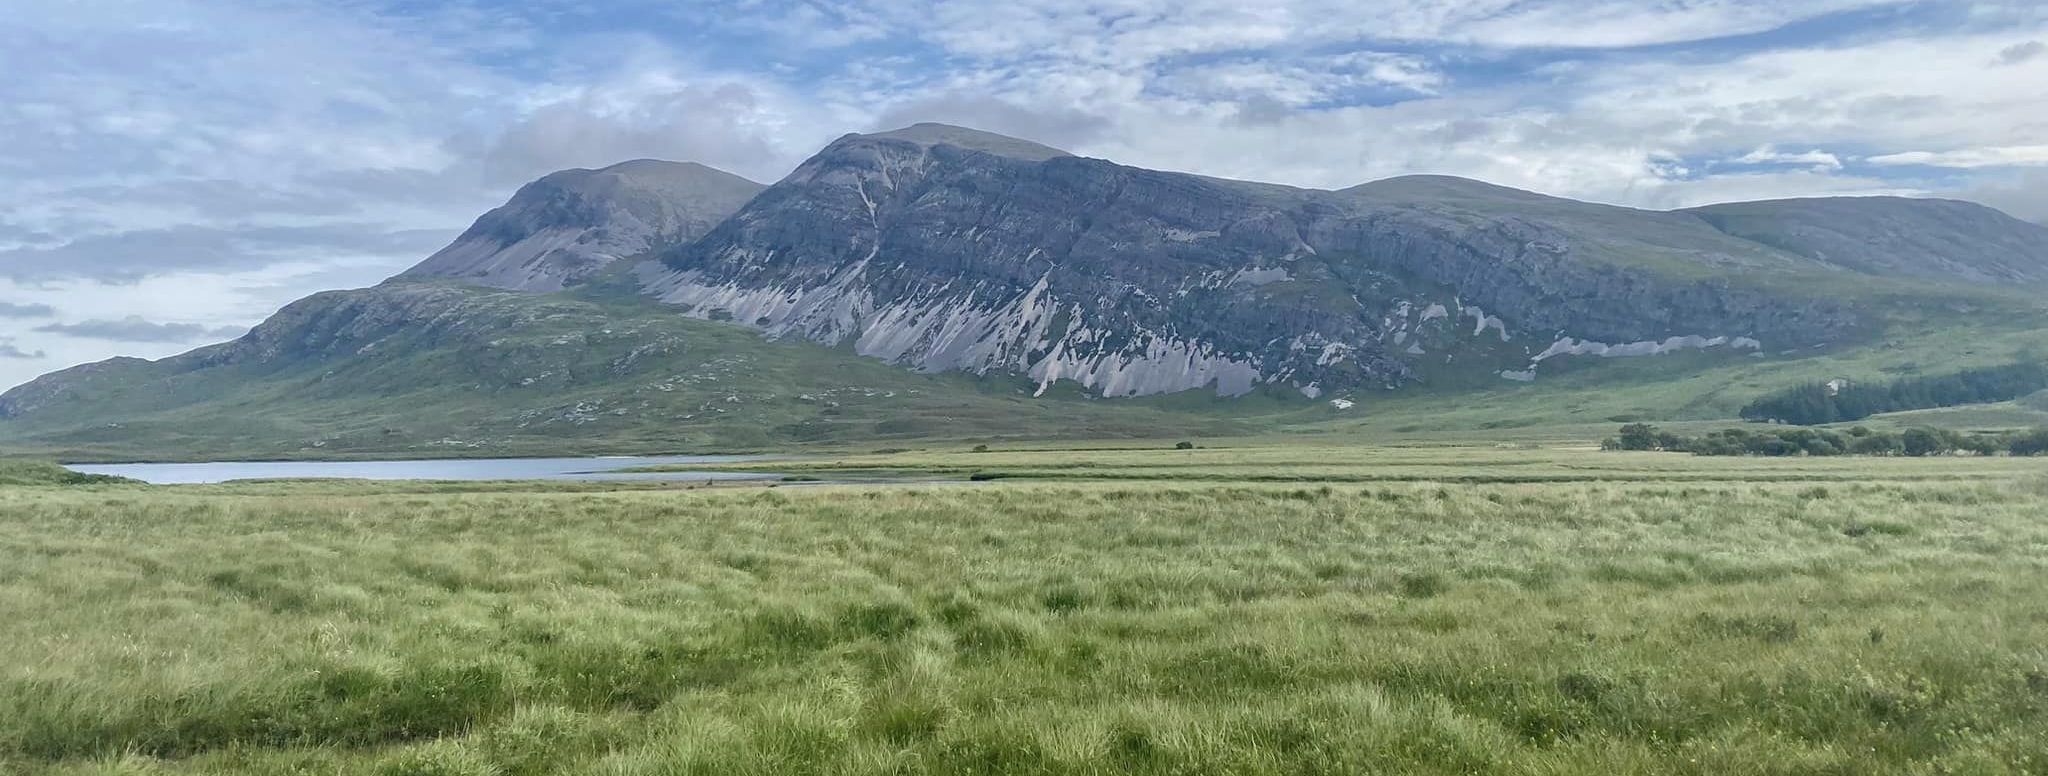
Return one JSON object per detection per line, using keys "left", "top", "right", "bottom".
{"left": 534, "top": 159, "right": 760, "bottom": 194}
{"left": 601, "top": 158, "right": 706, "bottom": 172}
{"left": 1342, "top": 174, "right": 1564, "bottom": 204}
{"left": 398, "top": 160, "right": 764, "bottom": 292}
{"left": 859, "top": 122, "right": 1071, "bottom": 161}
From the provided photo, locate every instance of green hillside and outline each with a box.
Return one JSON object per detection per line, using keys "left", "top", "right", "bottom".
{"left": 0, "top": 282, "right": 1265, "bottom": 462}
{"left": 8, "top": 274, "right": 2047, "bottom": 462}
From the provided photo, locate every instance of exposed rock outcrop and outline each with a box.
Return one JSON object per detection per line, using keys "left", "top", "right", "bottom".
{"left": 641, "top": 125, "right": 1865, "bottom": 396}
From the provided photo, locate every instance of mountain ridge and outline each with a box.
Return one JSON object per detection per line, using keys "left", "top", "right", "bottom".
{"left": 642, "top": 123, "right": 1887, "bottom": 398}
{"left": 9, "top": 122, "right": 2048, "bottom": 458}
{"left": 858, "top": 122, "right": 1074, "bottom": 161}
{"left": 1683, "top": 196, "right": 2048, "bottom": 284}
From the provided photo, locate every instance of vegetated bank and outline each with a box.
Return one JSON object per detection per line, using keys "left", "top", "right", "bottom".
{"left": 0, "top": 459, "right": 134, "bottom": 486}
{"left": 1740, "top": 362, "right": 2048, "bottom": 425}
{"left": 1604, "top": 422, "right": 2048, "bottom": 457}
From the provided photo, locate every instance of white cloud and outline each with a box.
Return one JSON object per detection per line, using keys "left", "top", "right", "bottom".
{"left": 1734, "top": 146, "right": 1845, "bottom": 170}
{"left": 1155, "top": 53, "right": 1443, "bottom": 108}
{"left": 1448, "top": 0, "right": 1908, "bottom": 49}
{"left": 849, "top": 0, "right": 1912, "bottom": 62}
{"left": 470, "top": 43, "right": 845, "bottom": 185}
{"left": 1868, "top": 145, "right": 2048, "bottom": 168}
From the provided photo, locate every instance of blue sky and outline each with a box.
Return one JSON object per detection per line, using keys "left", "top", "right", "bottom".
{"left": 2, "top": 0, "right": 2047, "bottom": 389}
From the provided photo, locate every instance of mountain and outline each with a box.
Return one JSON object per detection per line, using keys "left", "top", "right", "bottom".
{"left": 8, "top": 122, "right": 2048, "bottom": 459}
{"left": 0, "top": 282, "right": 1251, "bottom": 460}
{"left": 400, "top": 160, "right": 764, "bottom": 291}
{"left": 1684, "top": 197, "right": 2048, "bottom": 284}
{"left": 645, "top": 127, "right": 1870, "bottom": 398}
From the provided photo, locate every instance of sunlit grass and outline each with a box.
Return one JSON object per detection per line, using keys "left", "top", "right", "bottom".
{"left": 3, "top": 449, "right": 2047, "bottom": 774}
{"left": 659, "top": 442, "right": 2048, "bottom": 484}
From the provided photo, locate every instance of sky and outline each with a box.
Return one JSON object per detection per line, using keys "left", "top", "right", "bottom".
{"left": 3, "top": 0, "right": 2047, "bottom": 390}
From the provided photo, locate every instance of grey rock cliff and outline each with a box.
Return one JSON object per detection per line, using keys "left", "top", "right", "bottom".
{"left": 643, "top": 125, "right": 1864, "bottom": 397}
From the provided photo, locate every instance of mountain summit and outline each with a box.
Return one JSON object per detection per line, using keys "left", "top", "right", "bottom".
{"left": 401, "top": 159, "right": 764, "bottom": 291}
{"left": 857, "top": 122, "right": 1073, "bottom": 161}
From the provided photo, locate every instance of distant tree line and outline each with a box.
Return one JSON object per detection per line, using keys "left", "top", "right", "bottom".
{"left": 1603, "top": 423, "right": 2048, "bottom": 458}
{"left": 1739, "top": 363, "right": 2048, "bottom": 425}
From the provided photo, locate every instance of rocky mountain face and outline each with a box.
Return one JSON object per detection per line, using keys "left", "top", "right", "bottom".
{"left": 400, "top": 160, "right": 764, "bottom": 291}
{"left": 641, "top": 126, "right": 1877, "bottom": 398}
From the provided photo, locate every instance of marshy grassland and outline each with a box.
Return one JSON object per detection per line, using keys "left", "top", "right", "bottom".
{"left": 4, "top": 447, "right": 2048, "bottom": 774}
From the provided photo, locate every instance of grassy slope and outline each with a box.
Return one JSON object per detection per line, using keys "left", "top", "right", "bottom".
{"left": 0, "top": 459, "right": 133, "bottom": 485}
{"left": 1301, "top": 313, "right": 2048, "bottom": 442}
{"left": 4, "top": 449, "right": 2047, "bottom": 774}
{"left": 4, "top": 273, "right": 2046, "bottom": 462}
{"left": 0, "top": 283, "right": 1264, "bottom": 462}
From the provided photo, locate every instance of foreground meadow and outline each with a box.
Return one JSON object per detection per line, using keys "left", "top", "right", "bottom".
{"left": 3, "top": 450, "right": 2048, "bottom": 774}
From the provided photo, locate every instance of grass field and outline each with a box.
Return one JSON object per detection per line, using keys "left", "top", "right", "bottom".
{"left": 4, "top": 447, "right": 2048, "bottom": 774}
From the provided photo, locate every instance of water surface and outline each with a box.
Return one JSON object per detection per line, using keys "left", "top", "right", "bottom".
{"left": 67, "top": 456, "right": 775, "bottom": 485}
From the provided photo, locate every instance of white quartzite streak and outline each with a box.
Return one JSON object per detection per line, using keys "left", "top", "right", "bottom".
{"left": 645, "top": 263, "right": 1264, "bottom": 397}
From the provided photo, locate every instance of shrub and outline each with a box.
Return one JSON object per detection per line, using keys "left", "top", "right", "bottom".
{"left": 1741, "top": 362, "right": 2048, "bottom": 425}
{"left": 1616, "top": 423, "right": 1661, "bottom": 451}
{"left": 1604, "top": 423, "right": 2048, "bottom": 458}
{"left": 1901, "top": 428, "right": 1952, "bottom": 457}
{"left": 2012, "top": 429, "right": 2048, "bottom": 456}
